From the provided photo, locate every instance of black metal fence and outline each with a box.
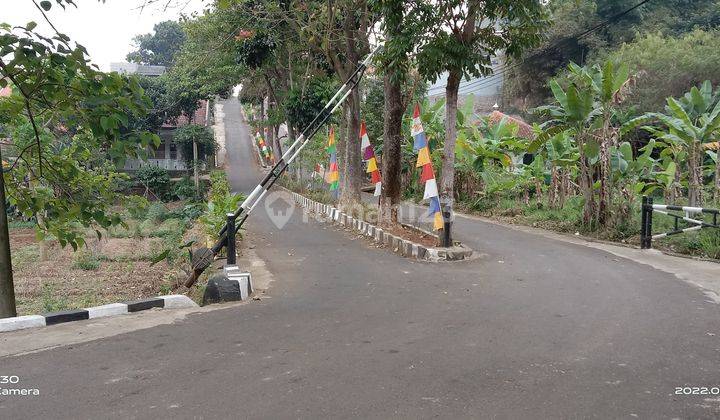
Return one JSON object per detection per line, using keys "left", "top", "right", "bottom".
{"left": 640, "top": 196, "right": 720, "bottom": 249}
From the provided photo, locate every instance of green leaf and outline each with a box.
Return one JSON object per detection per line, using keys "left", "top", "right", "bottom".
{"left": 619, "top": 142, "right": 632, "bottom": 162}
{"left": 584, "top": 139, "right": 600, "bottom": 161}
{"left": 150, "top": 249, "right": 171, "bottom": 266}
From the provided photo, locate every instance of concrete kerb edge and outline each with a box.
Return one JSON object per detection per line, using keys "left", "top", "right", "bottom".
{"left": 288, "top": 190, "right": 472, "bottom": 262}
{"left": 0, "top": 295, "right": 198, "bottom": 333}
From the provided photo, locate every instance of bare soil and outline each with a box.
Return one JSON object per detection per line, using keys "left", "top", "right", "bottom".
{"left": 9, "top": 225, "right": 205, "bottom": 316}
{"left": 380, "top": 224, "right": 439, "bottom": 248}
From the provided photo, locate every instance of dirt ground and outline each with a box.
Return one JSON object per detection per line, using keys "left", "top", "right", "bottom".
{"left": 9, "top": 225, "right": 205, "bottom": 316}
{"left": 380, "top": 224, "right": 439, "bottom": 247}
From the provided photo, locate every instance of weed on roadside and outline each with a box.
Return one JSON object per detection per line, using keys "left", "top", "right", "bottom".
{"left": 72, "top": 251, "right": 101, "bottom": 271}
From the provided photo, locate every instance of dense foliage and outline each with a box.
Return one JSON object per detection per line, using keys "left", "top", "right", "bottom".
{"left": 173, "top": 124, "right": 217, "bottom": 168}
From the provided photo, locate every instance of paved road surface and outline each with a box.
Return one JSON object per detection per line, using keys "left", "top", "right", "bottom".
{"left": 1, "top": 98, "right": 719, "bottom": 419}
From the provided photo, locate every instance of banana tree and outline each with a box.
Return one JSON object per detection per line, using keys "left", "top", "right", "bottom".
{"left": 622, "top": 81, "right": 720, "bottom": 206}
{"left": 543, "top": 131, "right": 579, "bottom": 209}
{"left": 532, "top": 60, "right": 629, "bottom": 228}
{"left": 455, "top": 115, "right": 527, "bottom": 201}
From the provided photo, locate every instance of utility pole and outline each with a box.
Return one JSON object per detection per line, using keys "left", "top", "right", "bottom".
{"left": 0, "top": 146, "right": 17, "bottom": 318}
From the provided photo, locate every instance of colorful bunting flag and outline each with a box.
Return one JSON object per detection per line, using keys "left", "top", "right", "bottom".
{"left": 411, "top": 104, "right": 428, "bottom": 152}
{"left": 256, "top": 131, "right": 270, "bottom": 163}
{"left": 411, "top": 104, "right": 443, "bottom": 230}
{"left": 360, "top": 121, "right": 382, "bottom": 196}
{"left": 326, "top": 126, "right": 339, "bottom": 197}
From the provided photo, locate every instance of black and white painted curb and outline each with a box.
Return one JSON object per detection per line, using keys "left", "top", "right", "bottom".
{"left": 289, "top": 192, "right": 473, "bottom": 262}
{"left": 0, "top": 294, "right": 198, "bottom": 333}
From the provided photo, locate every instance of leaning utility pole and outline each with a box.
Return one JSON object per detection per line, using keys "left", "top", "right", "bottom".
{"left": 0, "top": 145, "right": 17, "bottom": 318}
{"left": 184, "top": 46, "right": 381, "bottom": 287}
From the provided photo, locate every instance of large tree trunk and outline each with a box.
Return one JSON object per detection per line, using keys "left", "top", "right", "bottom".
{"left": 340, "top": 89, "right": 362, "bottom": 206}
{"left": 440, "top": 70, "right": 461, "bottom": 200}
{"left": 379, "top": 72, "right": 403, "bottom": 226}
{"left": 439, "top": 70, "right": 461, "bottom": 243}
{"left": 0, "top": 145, "right": 17, "bottom": 318}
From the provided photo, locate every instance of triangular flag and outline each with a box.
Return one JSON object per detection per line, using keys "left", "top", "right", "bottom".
{"left": 416, "top": 146, "right": 431, "bottom": 167}
{"left": 360, "top": 121, "right": 371, "bottom": 150}
{"left": 373, "top": 182, "right": 382, "bottom": 196}
{"left": 423, "top": 178, "right": 438, "bottom": 200}
{"left": 428, "top": 196, "right": 441, "bottom": 215}
{"left": 420, "top": 162, "right": 435, "bottom": 182}
{"left": 433, "top": 211, "right": 444, "bottom": 230}
{"left": 413, "top": 131, "right": 427, "bottom": 151}
{"left": 366, "top": 157, "right": 378, "bottom": 173}
{"left": 363, "top": 146, "right": 374, "bottom": 160}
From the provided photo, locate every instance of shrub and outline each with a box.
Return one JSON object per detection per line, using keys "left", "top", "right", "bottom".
{"left": 173, "top": 177, "right": 197, "bottom": 201}
{"left": 199, "top": 172, "right": 243, "bottom": 239}
{"left": 146, "top": 202, "right": 169, "bottom": 223}
{"left": 135, "top": 166, "right": 171, "bottom": 200}
{"left": 173, "top": 124, "right": 217, "bottom": 169}
{"left": 72, "top": 251, "right": 101, "bottom": 271}
{"left": 168, "top": 203, "right": 205, "bottom": 221}
{"left": 126, "top": 196, "right": 151, "bottom": 220}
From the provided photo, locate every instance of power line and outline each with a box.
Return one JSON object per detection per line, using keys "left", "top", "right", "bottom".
{"left": 432, "top": 0, "right": 652, "bottom": 97}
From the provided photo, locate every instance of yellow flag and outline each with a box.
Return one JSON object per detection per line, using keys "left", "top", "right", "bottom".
{"left": 416, "top": 146, "right": 431, "bottom": 168}
{"left": 366, "top": 157, "right": 377, "bottom": 173}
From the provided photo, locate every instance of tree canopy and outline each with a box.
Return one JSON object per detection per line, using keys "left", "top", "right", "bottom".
{"left": 126, "top": 20, "right": 187, "bottom": 66}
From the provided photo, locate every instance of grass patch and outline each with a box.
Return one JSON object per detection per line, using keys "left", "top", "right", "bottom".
{"left": 41, "top": 284, "right": 69, "bottom": 313}
{"left": 8, "top": 220, "right": 35, "bottom": 229}
{"left": 72, "top": 251, "right": 101, "bottom": 271}
{"left": 12, "top": 245, "right": 39, "bottom": 271}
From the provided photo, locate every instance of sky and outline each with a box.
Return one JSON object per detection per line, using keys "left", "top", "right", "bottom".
{"left": 4, "top": 0, "right": 209, "bottom": 71}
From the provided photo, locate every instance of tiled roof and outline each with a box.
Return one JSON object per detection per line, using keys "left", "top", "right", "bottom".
{"left": 487, "top": 111, "right": 534, "bottom": 139}
{"left": 161, "top": 100, "right": 209, "bottom": 128}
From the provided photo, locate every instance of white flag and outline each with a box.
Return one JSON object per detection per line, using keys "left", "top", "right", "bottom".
{"left": 423, "top": 178, "right": 438, "bottom": 200}
{"left": 373, "top": 182, "right": 382, "bottom": 197}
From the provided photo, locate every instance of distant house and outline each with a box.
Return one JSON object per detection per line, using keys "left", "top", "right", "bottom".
{"left": 483, "top": 111, "right": 536, "bottom": 167}
{"left": 110, "top": 62, "right": 166, "bottom": 77}
{"left": 426, "top": 53, "right": 505, "bottom": 118}
{"left": 486, "top": 111, "right": 534, "bottom": 140}
{"left": 110, "top": 62, "right": 211, "bottom": 172}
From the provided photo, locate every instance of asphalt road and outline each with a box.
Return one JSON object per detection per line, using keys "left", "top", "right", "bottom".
{"left": 1, "top": 98, "right": 719, "bottom": 419}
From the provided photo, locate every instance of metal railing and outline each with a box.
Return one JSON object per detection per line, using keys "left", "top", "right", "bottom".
{"left": 640, "top": 196, "right": 720, "bottom": 249}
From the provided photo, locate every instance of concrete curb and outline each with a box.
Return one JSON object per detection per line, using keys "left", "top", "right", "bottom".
{"left": 289, "top": 191, "right": 473, "bottom": 262}
{"left": 0, "top": 294, "right": 198, "bottom": 333}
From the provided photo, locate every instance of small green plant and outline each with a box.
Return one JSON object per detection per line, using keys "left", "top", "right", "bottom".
{"left": 199, "top": 172, "right": 244, "bottom": 239}
{"left": 12, "top": 245, "right": 39, "bottom": 271}
{"left": 146, "top": 202, "right": 169, "bottom": 223}
{"left": 173, "top": 177, "right": 198, "bottom": 201}
{"left": 72, "top": 251, "right": 101, "bottom": 271}
{"left": 41, "top": 284, "right": 69, "bottom": 313}
{"left": 173, "top": 124, "right": 217, "bottom": 169}
{"left": 135, "top": 166, "right": 171, "bottom": 200}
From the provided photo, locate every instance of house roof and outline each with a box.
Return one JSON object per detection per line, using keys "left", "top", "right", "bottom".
{"left": 161, "top": 100, "right": 209, "bottom": 129}
{"left": 487, "top": 111, "right": 534, "bottom": 139}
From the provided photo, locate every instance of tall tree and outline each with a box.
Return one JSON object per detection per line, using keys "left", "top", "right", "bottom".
{"left": 418, "top": 0, "right": 547, "bottom": 244}
{"left": 374, "top": 0, "right": 433, "bottom": 224}
{"left": 0, "top": 2, "right": 160, "bottom": 317}
{"left": 127, "top": 20, "right": 187, "bottom": 66}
